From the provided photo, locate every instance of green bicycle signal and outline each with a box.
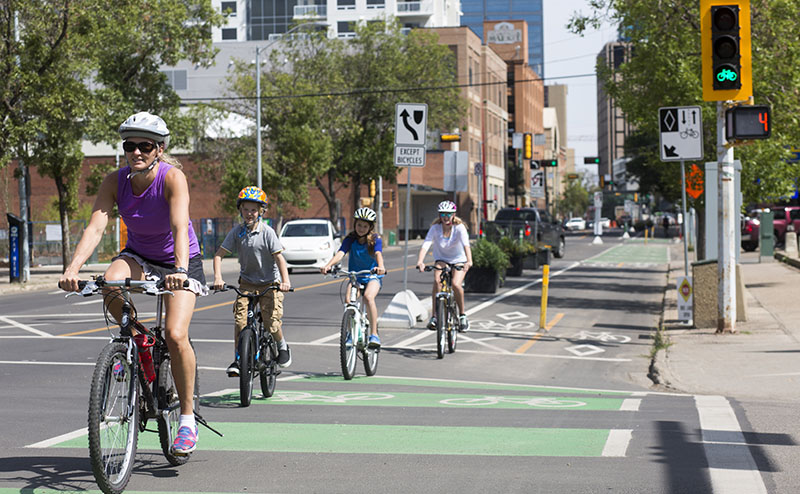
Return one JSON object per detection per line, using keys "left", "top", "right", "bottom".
{"left": 716, "top": 68, "right": 738, "bottom": 82}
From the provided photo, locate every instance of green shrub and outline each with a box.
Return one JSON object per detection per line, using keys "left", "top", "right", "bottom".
{"left": 497, "top": 236, "right": 534, "bottom": 257}
{"left": 471, "top": 238, "right": 510, "bottom": 279}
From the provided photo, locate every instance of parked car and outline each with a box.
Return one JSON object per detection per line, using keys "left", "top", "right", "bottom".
{"left": 564, "top": 217, "right": 586, "bottom": 231}
{"left": 768, "top": 206, "right": 800, "bottom": 246}
{"left": 279, "top": 219, "right": 341, "bottom": 273}
{"left": 599, "top": 217, "right": 612, "bottom": 228}
{"left": 741, "top": 214, "right": 760, "bottom": 252}
{"left": 483, "top": 207, "right": 566, "bottom": 260}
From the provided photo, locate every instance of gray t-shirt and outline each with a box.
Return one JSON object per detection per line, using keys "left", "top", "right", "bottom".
{"left": 220, "top": 222, "right": 284, "bottom": 284}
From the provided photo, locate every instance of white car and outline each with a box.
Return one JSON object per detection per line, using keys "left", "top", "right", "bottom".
{"left": 599, "top": 217, "right": 612, "bottom": 228}
{"left": 564, "top": 217, "right": 586, "bottom": 231}
{"left": 279, "top": 219, "right": 341, "bottom": 273}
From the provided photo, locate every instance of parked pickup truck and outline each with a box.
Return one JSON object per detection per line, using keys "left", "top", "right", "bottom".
{"left": 769, "top": 206, "right": 800, "bottom": 247}
{"left": 482, "top": 207, "right": 565, "bottom": 270}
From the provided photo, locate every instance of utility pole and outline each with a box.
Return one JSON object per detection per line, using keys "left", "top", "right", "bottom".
{"left": 717, "top": 102, "right": 736, "bottom": 332}
{"left": 14, "top": 11, "right": 29, "bottom": 282}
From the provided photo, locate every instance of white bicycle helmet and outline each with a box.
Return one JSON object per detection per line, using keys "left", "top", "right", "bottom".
{"left": 353, "top": 207, "right": 377, "bottom": 222}
{"left": 119, "top": 111, "right": 171, "bottom": 149}
{"left": 437, "top": 200, "right": 457, "bottom": 213}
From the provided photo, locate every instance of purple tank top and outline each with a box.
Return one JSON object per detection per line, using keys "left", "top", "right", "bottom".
{"left": 117, "top": 162, "right": 200, "bottom": 263}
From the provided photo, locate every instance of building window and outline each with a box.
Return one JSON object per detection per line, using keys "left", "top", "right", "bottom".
{"left": 221, "top": 28, "right": 237, "bottom": 41}
{"left": 162, "top": 70, "right": 187, "bottom": 91}
{"left": 337, "top": 21, "right": 355, "bottom": 38}
{"left": 367, "top": 0, "right": 385, "bottom": 9}
{"left": 221, "top": 1, "right": 237, "bottom": 17}
{"left": 337, "top": 0, "right": 355, "bottom": 10}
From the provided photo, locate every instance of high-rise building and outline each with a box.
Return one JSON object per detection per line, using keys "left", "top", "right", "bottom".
{"left": 213, "top": 0, "right": 461, "bottom": 42}
{"left": 596, "top": 40, "right": 632, "bottom": 190}
{"left": 459, "top": 0, "right": 543, "bottom": 76}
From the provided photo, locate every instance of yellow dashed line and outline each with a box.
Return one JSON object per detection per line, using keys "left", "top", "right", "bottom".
{"left": 514, "top": 312, "right": 564, "bottom": 354}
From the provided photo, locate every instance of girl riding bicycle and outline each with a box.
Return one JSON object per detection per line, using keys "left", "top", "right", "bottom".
{"left": 59, "top": 111, "right": 206, "bottom": 456}
{"left": 320, "top": 207, "right": 385, "bottom": 349}
{"left": 415, "top": 200, "right": 473, "bottom": 332}
{"left": 212, "top": 186, "right": 293, "bottom": 376}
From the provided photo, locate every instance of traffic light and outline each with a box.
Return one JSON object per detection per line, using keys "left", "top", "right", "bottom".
{"left": 583, "top": 157, "right": 599, "bottom": 165}
{"left": 523, "top": 133, "right": 532, "bottom": 159}
{"left": 440, "top": 133, "right": 461, "bottom": 142}
{"left": 725, "top": 105, "right": 771, "bottom": 140}
{"left": 701, "top": 0, "right": 751, "bottom": 101}
{"left": 369, "top": 180, "right": 376, "bottom": 197}
{"left": 544, "top": 159, "right": 558, "bottom": 167}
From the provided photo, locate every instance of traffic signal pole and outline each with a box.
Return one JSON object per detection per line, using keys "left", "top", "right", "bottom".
{"left": 717, "top": 101, "right": 736, "bottom": 333}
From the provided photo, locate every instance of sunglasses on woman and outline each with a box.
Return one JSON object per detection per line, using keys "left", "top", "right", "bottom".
{"left": 439, "top": 212, "right": 454, "bottom": 218}
{"left": 122, "top": 141, "right": 157, "bottom": 153}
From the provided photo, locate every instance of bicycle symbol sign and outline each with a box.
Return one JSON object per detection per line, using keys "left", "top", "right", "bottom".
{"left": 659, "top": 106, "right": 703, "bottom": 162}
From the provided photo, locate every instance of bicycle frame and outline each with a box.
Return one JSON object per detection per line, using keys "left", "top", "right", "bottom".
{"left": 328, "top": 268, "right": 380, "bottom": 379}
{"left": 425, "top": 264, "right": 462, "bottom": 358}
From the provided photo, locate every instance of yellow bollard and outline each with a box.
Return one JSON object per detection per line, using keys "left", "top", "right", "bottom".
{"left": 644, "top": 225, "right": 649, "bottom": 245}
{"left": 539, "top": 264, "right": 550, "bottom": 330}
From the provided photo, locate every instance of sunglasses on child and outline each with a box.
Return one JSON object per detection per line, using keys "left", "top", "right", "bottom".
{"left": 122, "top": 141, "right": 158, "bottom": 153}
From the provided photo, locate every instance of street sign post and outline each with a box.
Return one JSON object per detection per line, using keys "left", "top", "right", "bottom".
{"left": 659, "top": 106, "right": 704, "bottom": 161}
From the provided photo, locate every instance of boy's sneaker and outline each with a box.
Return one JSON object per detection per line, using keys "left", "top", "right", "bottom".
{"left": 427, "top": 317, "right": 437, "bottom": 330}
{"left": 226, "top": 360, "right": 239, "bottom": 377}
{"left": 277, "top": 346, "right": 292, "bottom": 368}
{"left": 368, "top": 334, "right": 381, "bottom": 349}
{"left": 458, "top": 314, "right": 469, "bottom": 332}
{"left": 171, "top": 426, "right": 198, "bottom": 456}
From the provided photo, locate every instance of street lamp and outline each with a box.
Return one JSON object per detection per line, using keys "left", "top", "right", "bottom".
{"left": 255, "top": 21, "right": 328, "bottom": 189}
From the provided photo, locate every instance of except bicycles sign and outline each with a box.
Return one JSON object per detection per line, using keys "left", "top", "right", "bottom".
{"left": 659, "top": 106, "right": 703, "bottom": 162}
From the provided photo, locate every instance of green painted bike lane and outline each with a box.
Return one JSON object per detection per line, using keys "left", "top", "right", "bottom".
{"left": 47, "top": 375, "right": 639, "bottom": 458}
{"left": 584, "top": 243, "right": 669, "bottom": 265}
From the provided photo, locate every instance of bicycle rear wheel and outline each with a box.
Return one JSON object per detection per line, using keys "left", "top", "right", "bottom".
{"left": 156, "top": 340, "right": 199, "bottom": 466}
{"left": 88, "top": 342, "right": 139, "bottom": 494}
{"left": 436, "top": 298, "right": 446, "bottom": 359}
{"left": 238, "top": 329, "right": 256, "bottom": 407}
{"left": 340, "top": 309, "right": 358, "bottom": 380}
{"left": 447, "top": 301, "right": 458, "bottom": 354}
{"left": 362, "top": 318, "right": 379, "bottom": 376}
{"left": 259, "top": 334, "right": 277, "bottom": 398}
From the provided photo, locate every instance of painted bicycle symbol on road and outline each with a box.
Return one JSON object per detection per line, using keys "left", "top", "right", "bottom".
{"left": 440, "top": 396, "right": 587, "bottom": 408}
{"left": 470, "top": 319, "right": 537, "bottom": 331}
{"left": 272, "top": 391, "right": 395, "bottom": 403}
{"left": 572, "top": 331, "right": 631, "bottom": 344}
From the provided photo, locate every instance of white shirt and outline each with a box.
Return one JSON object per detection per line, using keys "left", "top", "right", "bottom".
{"left": 422, "top": 223, "right": 469, "bottom": 264}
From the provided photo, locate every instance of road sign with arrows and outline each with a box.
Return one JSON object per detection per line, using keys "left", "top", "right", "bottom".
{"left": 659, "top": 106, "right": 704, "bottom": 162}
{"left": 395, "top": 103, "right": 428, "bottom": 167}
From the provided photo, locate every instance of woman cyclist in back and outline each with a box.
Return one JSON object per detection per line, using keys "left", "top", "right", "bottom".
{"left": 415, "top": 200, "right": 473, "bottom": 332}
{"left": 320, "top": 207, "right": 386, "bottom": 348}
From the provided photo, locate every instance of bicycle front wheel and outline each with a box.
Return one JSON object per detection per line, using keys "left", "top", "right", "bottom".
{"left": 436, "top": 297, "right": 446, "bottom": 359}
{"left": 259, "top": 335, "right": 277, "bottom": 398}
{"left": 156, "top": 340, "right": 199, "bottom": 466}
{"left": 340, "top": 309, "right": 358, "bottom": 380}
{"left": 447, "top": 301, "right": 458, "bottom": 354}
{"left": 238, "top": 329, "right": 256, "bottom": 407}
{"left": 88, "top": 342, "right": 139, "bottom": 494}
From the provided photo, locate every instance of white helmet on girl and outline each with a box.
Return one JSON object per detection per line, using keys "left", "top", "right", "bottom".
{"left": 437, "top": 200, "right": 457, "bottom": 213}
{"left": 353, "top": 207, "right": 377, "bottom": 222}
{"left": 119, "top": 111, "right": 171, "bottom": 149}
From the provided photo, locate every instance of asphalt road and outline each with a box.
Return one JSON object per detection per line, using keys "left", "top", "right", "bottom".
{"left": 0, "top": 232, "right": 762, "bottom": 493}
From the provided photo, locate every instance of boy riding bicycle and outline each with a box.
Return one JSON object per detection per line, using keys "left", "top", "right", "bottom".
{"left": 212, "top": 186, "right": 292, "bottom": 376}
{"left": 320, "top": 207, "right": 385, "bottom": 348}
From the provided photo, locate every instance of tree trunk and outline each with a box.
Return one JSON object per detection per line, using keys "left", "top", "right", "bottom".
{"left": 55, "top": 176, "right": 73, "bottom": 271}
{"left": 315, "top": 169, "right": 338, "bottom": 227}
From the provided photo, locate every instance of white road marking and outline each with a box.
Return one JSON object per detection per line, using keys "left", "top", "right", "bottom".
{"left": 0, "top": 316, "right": 53, "bottom": 337}
{"left": 620, "top": 398, "right": 641, "bottom": 411}
{"left": 309, "top": 332, "right": 341, "bottom": 345}
{"left": 26, "top": 427, "right": 88, "bottom": 449}
{"left": 695, "top": 395, "right": 767, "bottom": 494}
{"left": 601, "top": 429, "right": 633, "bottom": 457}
{"left": 394, "top": 330, "right": 432, "bottom": 348}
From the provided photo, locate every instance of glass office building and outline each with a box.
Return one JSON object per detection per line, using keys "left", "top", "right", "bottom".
{"left": 460, "top": 0, "right": 544, "bottom": 76}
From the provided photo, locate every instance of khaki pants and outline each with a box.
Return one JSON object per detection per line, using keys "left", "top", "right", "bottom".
{"left": 233, "top": 280, "right": 284, "bottom": 340}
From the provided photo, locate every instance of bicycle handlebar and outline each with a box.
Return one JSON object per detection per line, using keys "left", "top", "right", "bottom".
{"left": 423, "top": 264, "right": 464, "bottom": 273}
{"left": 59, "top": 276, "right": 190, "bottom": 297}
{"left": 213, "top": 283, "right": 294, "bottom": 298}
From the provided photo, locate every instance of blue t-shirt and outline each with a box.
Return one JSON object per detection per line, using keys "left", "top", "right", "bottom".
{"left": 339, "top": 236, "right": 382, "bottom": 283}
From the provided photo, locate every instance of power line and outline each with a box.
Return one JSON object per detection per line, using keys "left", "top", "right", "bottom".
{"left": 179, "top": 72, "right": 596, "bottom": 103}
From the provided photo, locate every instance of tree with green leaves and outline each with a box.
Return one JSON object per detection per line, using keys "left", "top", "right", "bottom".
{"left": 1, "top": 0, "right": 222, "bottom": 267}
{"left": 569, "top": 0, "right": 800, "bottom": 207}
{"left": 557, "top": 177, "right": 592, "bottom": 219}
{"left": 209, "top": 19, "right": 466, "bottom": 225}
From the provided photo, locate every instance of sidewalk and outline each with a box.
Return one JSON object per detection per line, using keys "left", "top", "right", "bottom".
{"left": 653, "top": 247, "right": 800, "bottom": 402}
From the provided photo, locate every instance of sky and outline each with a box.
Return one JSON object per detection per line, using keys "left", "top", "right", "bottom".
{"left": 542, "top": 1, "right": 619, "bottom": 172}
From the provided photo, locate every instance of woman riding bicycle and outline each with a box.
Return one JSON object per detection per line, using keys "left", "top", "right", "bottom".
{"left": 415, "top": 200, "right": 473, "bottom": 332}
{"left": 59, "top": 111, "right": 206, "bottom": 456}
{"left": 320, "top": 207, "right": 385, "bottom": 349}
{"left": 212, "top": 186, "right": 293, "bottom": 375}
